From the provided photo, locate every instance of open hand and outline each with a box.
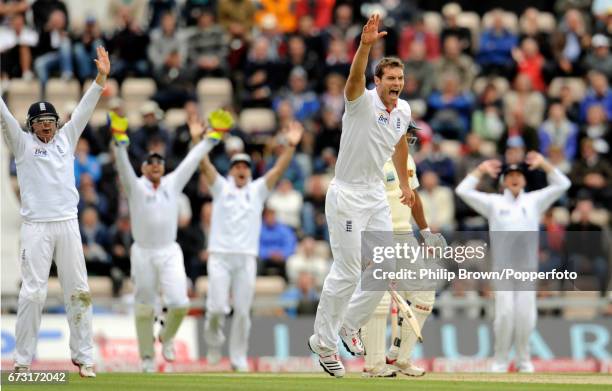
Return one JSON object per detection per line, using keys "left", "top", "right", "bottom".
{"left": 94, "top": 46, "right": 110, "bottom": 76}
{"left": 284, "top": 120, "right": 304, "bottom": 147}
{"left": 477, "top": 159, "right": 502, "bottom": 178}
{"left": 399, "top": 184, "right": 415, "bottom": 207}
{"left": 360, "top": 14, "right": 387, "bottom": 46}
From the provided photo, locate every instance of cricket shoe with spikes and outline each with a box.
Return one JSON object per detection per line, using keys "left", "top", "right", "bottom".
{"left": 339, "top": 326, "right": 365, "bottom": 356}
{"left": 13, "top": 365, "right": 30, "bottom": 373}
{"left": 391, "top": 360, "right": 426, "bottom": 377}
{"left": 362, "top": 364, "right": 397, "bottom": 378}
{"left": 308, "top": 334, "right": 345, "bottom": 378}
{"left": 72, "top": 360, "right": 96, "bottom": 378}
{"left": 142, "top": 357, "right": 156, "bottom": 373}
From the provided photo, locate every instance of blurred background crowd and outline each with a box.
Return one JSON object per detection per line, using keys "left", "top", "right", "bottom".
{"left": 1, "top": 0, "right": 611, "bottom": 318}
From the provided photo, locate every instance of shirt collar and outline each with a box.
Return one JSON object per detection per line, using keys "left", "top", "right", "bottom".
{"left": 503, "top": 188, "right": 524, "bottom": 201}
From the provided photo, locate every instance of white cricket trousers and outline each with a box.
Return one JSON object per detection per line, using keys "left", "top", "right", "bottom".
{"left": 494, "top": 290, "right": 536, "bottom": 369}
{"left": 313, "top": 179, "right": 393, "bottom": 355}
{"left": 204, "top": 253, "right": 256, "bottom": 369}
{"left": 15, "top": 219, "right": 94, "bottom": 366}
{"left": 130, "top": 242, "right": 190, "bottom": 307}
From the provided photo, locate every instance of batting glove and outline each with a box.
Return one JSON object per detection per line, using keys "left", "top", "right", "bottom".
{"left": 108, "top": 111, "right": 129, "bottom": 146}
{"left": 206, "top": 109, "right": 234, "bottom": 142}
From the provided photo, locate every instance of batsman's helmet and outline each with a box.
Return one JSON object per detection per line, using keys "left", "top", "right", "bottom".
{"left": 406, "top": 119, "right": 420, "bottom": 145}
{"left": 26, "top": 101, "right": 59, "bottom": 131}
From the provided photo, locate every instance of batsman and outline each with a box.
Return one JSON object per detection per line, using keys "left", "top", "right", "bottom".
{"left": 361, "top": 121, "right": 446, "bottom": 377}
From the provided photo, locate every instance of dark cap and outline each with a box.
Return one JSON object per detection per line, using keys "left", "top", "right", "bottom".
{"left": 26, "top": 101, "right": 59, "bottom": 129}
{"left": 502, "top": 163, "right": 526, "bottom": 176}
{"left": 145, "top": 152, "right": 165, "bottom": 164}
{"left": 230, "top": 153, "right": 252, "bottom": 168}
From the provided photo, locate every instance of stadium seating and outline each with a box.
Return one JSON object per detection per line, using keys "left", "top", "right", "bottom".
{"left": 472, "top": 76, "right": 510, "bottom": 96}
{"left": 120, "top": 78, "right": 156, "bottom": 114}
{"left": 6, "top": 79, "right": 41, "bottom": 122}
{"left": 548, "top": 77, "right": 587, "bottom": 101}
{"left": 84, "top": 78, "right": 120, "bottom": 111}
{"left": 482, "top": 10, "right": 519, "bottom": 33}
{"left": 164, "top": 108, "right": 187, "bottom": 129}
{"left": 239, "top": 108, "right": 277, "bottom": 135}
{"left": 423, "top": 11, "right": 443, "bottom": 34}
{"left": 457, "top": 12, "right": 481, "bottom": 51}
{"left": 46, "top": 78, "right": 81, "bottom": 104}
{"left": 196, "top": 78, "right": 233, "bottom": 116}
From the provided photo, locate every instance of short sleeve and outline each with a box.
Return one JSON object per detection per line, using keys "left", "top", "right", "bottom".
{"left": 344, "top": 89, "right": 371, "bottom": 114}
{"left": 210, "top": 175, "right": 228, "bottom": 198}
{"left": 252, "top": 177, "right": 271, "bottom": 205}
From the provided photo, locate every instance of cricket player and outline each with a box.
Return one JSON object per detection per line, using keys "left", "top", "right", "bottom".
{"left": 195, "top": 120, "right": 303, "bottom": 371}
{"left": 455, "top": 152, "right": 570, "bottom": 372}
{"left": 361, "top": 122, "right": 444, "bottom": 378}
{"left": 308, "top": 14, "right": 415, "bottom": 377}
{"left": 110, "top": 109, "right": 233, "bottom": 373}
{"left": 1, "top": 46, "right": 110, "bottom": 377}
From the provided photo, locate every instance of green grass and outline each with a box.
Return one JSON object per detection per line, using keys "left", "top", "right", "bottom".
{"left": 1, "top": 373, "right": 610, "bottom": 391}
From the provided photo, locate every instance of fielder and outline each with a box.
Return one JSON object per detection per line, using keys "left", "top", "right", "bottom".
{"left": 110, "top": 109, "right": 233, "bottom": 372}
{"left": 1, "top": 46, "right": 110, "bottom": 377}
{"left": 195, "top": 120, "right": 303, "bottom": 371}
{"left": 361, "top": 122, "right": 444, "bottom": 378}
{"left": 308, "top": 14, "right": 415, "bottom": 377}
{"left": 455, "top": 152, "right": 570, "bottom": 372}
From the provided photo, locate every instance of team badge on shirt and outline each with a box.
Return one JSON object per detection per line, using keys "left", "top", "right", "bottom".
{"left": 396, "top": 118, "right": 402, "bottom": 130}
{"left": 33, "top": 147, "right": 48, "bottom": 158}
{"left": 56, "top": 143, "right": 65, "bottom": 155}
{"left": 377, "top": 112, "right": 389, "bottom": 125}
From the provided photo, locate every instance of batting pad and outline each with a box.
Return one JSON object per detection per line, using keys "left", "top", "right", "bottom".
{"left": 135, "top": 304, "right": 155, "bottom": 359}
{"left": 159, "top": 307, "right": 189, "bottom": 343}
{"left": 397, "top": 291, "right": 435, "bottom": 365}
{"left": 362, "top": 292, "right": 391, "bottom": 370}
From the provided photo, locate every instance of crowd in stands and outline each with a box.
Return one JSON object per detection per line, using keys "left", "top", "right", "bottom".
{"left": 1, "top": 0, "right": 611, "bottom": 315}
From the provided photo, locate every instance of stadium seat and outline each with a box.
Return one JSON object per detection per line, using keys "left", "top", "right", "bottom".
{"left": 239, "top": 108, "right": 276, "bottom": 134}
{"left": 164, "top": 108, "right": 187, "bottom": 129}
{"left": 482, "top": 10, "right": 518, "bottom": 33}
{"left": 197, "top": 77, "right": 233, "bottom": 115}
{"left": 537, "top": 12, "right": 556, "bottom": 32}
{"left": 84, "top": 78, "right": 119, "bottom": 111}
{"left": 562, "top": 291, "right": 600, "bottom": 319}
{"left": 423, "top": 11, "right": 443, "bottom": 35}
{"left": 46, "top": 78, "right": 81, "bottom": 104}
{"left": 472, "top": 76, "right": 510, "bottom": 96}
{"left": 47, "top": 276, "right": 113, "bottom": 299}
{"left": 456, "top": 12, "right": 481, "bottom": 51}
{"left": 6, "top": 78, "right": 41, "bottom": 121}
{"left": 121, "top": 78, "right": 156, "bottom": 113}
{"left": 89, "top": 109, "right": 109, "bottom": 128}
{"left": 548, "top": 77, "right": 587, "bottom": 102}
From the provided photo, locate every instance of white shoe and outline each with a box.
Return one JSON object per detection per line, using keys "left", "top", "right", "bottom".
{"left": 362, "top": 364, "right": 397, "bottom": 378}
{"left": 339, "top": 326, "right": 365, "bottom": 356}
{"left": 517, "top": 361, "right": 535, "bottom": 373}
{"left": 142, "top": 357, "right": 155, "bottom": 373}
{"left": 232, "top": 364, "right": 250, "bottom": 372}
{"left": 207, "top": 346, "right": 222, "bottom": 365}
{"left": 160, "top": 337, "right": 176, "bottom": 362}
{"left": 72, "top": 360, "right": 96, "bottom": 378}
{"left": 392, "top": 361, "right": 425, "bottom": 377}
{"left": 491, "top": 361, "right": 509, "bottom": 373}
{"left": 14, "top": 365, "right": 30, "bottom": 373}
{"left": 308, "top": 334, "right": 345, "bottom": 378}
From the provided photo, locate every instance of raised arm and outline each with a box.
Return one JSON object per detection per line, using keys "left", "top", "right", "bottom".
{"left": 345, "top": 14, "right": 387, "bottom": 101}
{"left": 392, "top": 136, "right": 415, "bottom": 207}
{"left": 108, "top": 111, "right": 137, "bottom": 196}
{"left": 190, "top": 118, "right": 220, "bottom": 186}
{"left": 0, "top": 95, "right": 27, "bottom": 157}
{"left": 64, "top": 46, "right": 110, "bottom": 148}
{"left": 265, "top": 121, "right": 304, "bottom": 190}
{"left": 455, "top": 159, "right": 501, "bottom": 218}
{"left": 170, "top": 132, "right": 219, "bottom": 192}
{"left": 525, "top": 151, "right": 571, "bottom": 213}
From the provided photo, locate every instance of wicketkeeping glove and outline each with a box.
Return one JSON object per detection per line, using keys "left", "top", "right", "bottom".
{"left": 206, "top": 109, "right": 234, "bottom": 142}
{"left": 108, "top": 111, "right": 129, "bottom": 146}
{"left": 421, "top": 230, "right": 448, "bottom": 250}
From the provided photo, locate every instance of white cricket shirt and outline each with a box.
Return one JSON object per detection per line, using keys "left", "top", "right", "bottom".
{"left": 1, "top": 82, "right": 103, "bottom": 222}
{"left": 334, "top": 88, "right": 412, "bottom": 185}
{"left": 383, "top": 155, "right": 419, "bottom": 232}
{"left": 207, "top": 176, "right": 270, "bottom": 256}
{"left": 115, "top": 139, "right": 215, "bottom": 248}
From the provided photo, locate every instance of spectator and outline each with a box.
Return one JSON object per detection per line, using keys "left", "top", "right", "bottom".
{"left": 218, "top": 0, "right": 255, "bottom": 31}
{"left": 581, "top": 104, "right": 611, "bottom": 157}
{"left": 130, "top": 101, "right": 171, "bottom": 163}
{"left": 282, "top": 35, "right": 321, "bottom": 90}
{"left": 427, "top": 71, "right": 474, "bottom": 141}
{"left": 320, "top": 73, "right": 345, "bottom": 125}
{"left": 286, "top": 237, "right": 329, "bottom": 288}
{"left": 171, "top": 100, "right": 201, "bottom": 165}
{"left": 503, "top": 73, "right": 545, "bottom": 129}
{"left": 440, "top": 2, "right": 472, "bottom": 54}
{"left": 267, "top": 178, "right": 303, "bottom": 229}
{"left": 296, "top": 14, "right": 325, "bottom": 61}
{"left": 281, "top": 271, "right": 320, "bottom": 317}
{"left": 416, "top": 136, "right": 456, "bottom": 187}
{"left": 579, "top": 70, "right": 612, "bottom": 123}
{"left": 151, "top": 48, "right": 196, "bottom": 111}
{"left": 147, "top": 0, "right": 178, "bottom": 31}
{"left": 569, "top": 138, "right": 612, "bottom": 206}
{"left": 80, "top": 206, "right": 111, "bottom": 276}
{"left": 185, "top": 8, "right": 228, "bottom": 79}
{"left": 294, "top": 0, "right": 334, "bottom": 30}
{"left": 323, "top": 3, "right": 360, "bottom": 57}
{"left": 499, "top": 108, "right": 539, "bottom": 153}
{"left": 264, "top": 135, "right": 305, "bottom": 192}
{"left": 512, "top": 37, "right": 546, "bottom": 92}
{"left": 0, "top": 12, "right": 37, "bottom": 79}
{"left": 518, "top": 7, "right": 552, "bottom": 59}
{"left": 108, "top": 8, "right": 150, "bottom": 84}
{"left": 302, "top": 175, "right": 328, "bottom": 240}
{"left": 550, "top": 8, "right": 589, "bottom": 78}
{"left": 242, "top": 36, "right": 279, "bottom": 107}
{"left": 74, "top": 138, "right": 101, "bottom": 187}
{"left": 403, "top": 40, "right": 436, "bottom": 99}
{"left": 457, "top": 133, "right": 488, "bottom": 180}
{"left": 558, "top": 83, "right": 582, "bottom": 123}
{"left": 107, "top": 0, "right": 148, "bottom": 31}
{"left": 399, "top": 14, "right": 440, "bottom": 61}
{"left": 582, "top": 34, "right": 612, "bottom": 80}
{"left": 471, "top": 82, "right": 505, "bottom": 142}
{"left": 33, "top": 9, "right": 72, "bottom": 91}
{"left": 323, "top": 37, "right": 351, "bottom": 77}
{"left": 31, "top": 0, "right": 68, "bottom": 31}
{"left": 0, "top": 0, "right": 29, "bottom": 25}
{"left": 73, "top": 16, "right": 103, "bottom": 82}
{"left": 273, "top": 67, "right": 320, "bottom": 122}
{"left": 477, "top": 9, "right": 518, "bottom": 77}
{"left": 418, "top": 170, "right": 455, "bottom": 234}
{"left": 181, "top": 0, "right": 215, "bottom": 27}
{"left": 109, "top": 214, "right": 133, "bottom": 296}
{"left": 78, "top": 173, "right": 111, "bottom": 224}
{"left": 435, "top": 35, "right": 477, "bottom": 93}
{"left": 259, "top": 207, "right": 297, "bottom": 280}
{"left": 148, "top": 11, "right": 184, "bottom": 74}
{"left": 538, "top": 102, "right": 579, "bottom": 160}
{"left": 254, "top": 0, "right": 297, "bottom": 34}
{"left": 566, "top": 199, "right": 608, "bottom": 295}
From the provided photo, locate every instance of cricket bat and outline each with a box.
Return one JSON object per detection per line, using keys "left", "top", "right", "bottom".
{"left": 389, "top": 289, "right": 423, "bottom": 343}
